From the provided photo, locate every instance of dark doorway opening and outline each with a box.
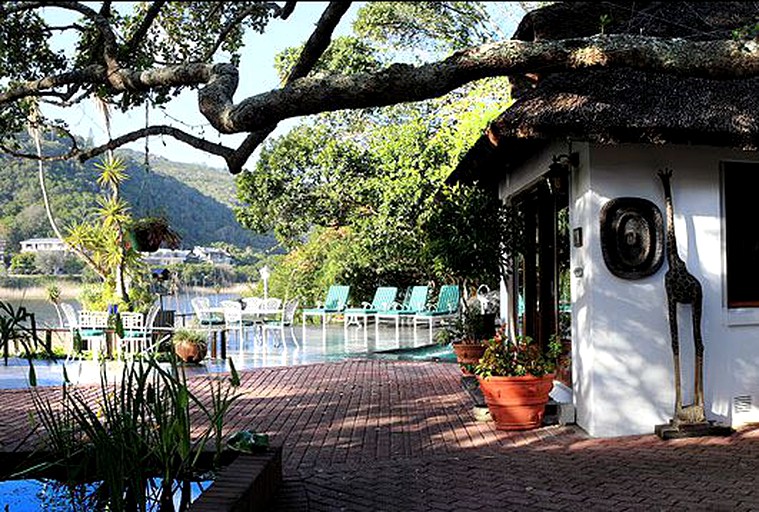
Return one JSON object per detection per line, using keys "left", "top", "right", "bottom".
{"left": 514, "top": 169, "right": 571, "bottom": 386}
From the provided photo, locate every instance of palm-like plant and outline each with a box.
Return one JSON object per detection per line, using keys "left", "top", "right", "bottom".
{"left": 95, "top": 154, "right": 128, "bottom": 193}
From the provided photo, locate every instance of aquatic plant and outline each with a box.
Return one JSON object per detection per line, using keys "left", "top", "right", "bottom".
{"left": 27, "top": 355, "right": 241, "bottom": 511}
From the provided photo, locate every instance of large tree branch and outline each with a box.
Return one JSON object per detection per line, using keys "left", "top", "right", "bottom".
{"left": 1, "top": 124, "right": 235, "bottom": 165}
{"left": 77, "top": 125, "right": 236, "bottom": 165}
{"left": 228, "top": 1, "right": 352, "bottom": 173}
{"left": 0, "top": 66, "right": 104, "bottom": 103}
{"left": 219, "top": 35, "right": 759, "bottom": 132}
{"left": 286, "top": 1, "right": 352, "bottom": 81}
{"left": 5, "top": 33, "right": 759, "bottom": 172}
{"left": 121, "top": 0, "right": 167, "bottom": 60}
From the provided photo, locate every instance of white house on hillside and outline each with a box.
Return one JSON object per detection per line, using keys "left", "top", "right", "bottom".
{"left": 140, "top": 246, "right": 233, "bottom": 267}
{"left": 191, "top": 246, "right": 232, "bottom": 265}
{"left": 20, "top": 237, "right": 69, "bottom": 253}
{"left": 141, "top": 248, "right": 193, "bottom": 267}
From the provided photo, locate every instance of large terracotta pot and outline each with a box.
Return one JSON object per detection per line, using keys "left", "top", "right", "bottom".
{"left": 477, "top": 373, "right": 554, "bottom": 430}
{"left": 174, "top": 340, "right": 207, "bottom": 363}
{"left": 452, "top": 342, "right": 487, "bottom": 375}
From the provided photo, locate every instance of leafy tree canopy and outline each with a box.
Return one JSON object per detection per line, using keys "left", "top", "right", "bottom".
{"left": 234, "top": 1, "right": 514, "bottom": 303}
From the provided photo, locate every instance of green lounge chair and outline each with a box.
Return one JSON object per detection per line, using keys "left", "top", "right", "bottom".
{"left": 412, "top": 284, "right": 460, "bottom": 331}
{"left": 343, "top": 286, "right": 398, "bottom": 329}
{"left": 302, "top": 285, "right": 350, "bottom": 333}
{"left": 375, "top": 285, "right": 429, "bottom": 332}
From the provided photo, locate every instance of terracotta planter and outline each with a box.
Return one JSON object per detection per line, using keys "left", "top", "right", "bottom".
{"left": 452, "top": 342, "right": 487, "bottom": 375}
{"left": 477, "top": 373, "right": 554, "bottom": 431}
{"left": 174, "top": 341, "right": 207, "bottom": 363}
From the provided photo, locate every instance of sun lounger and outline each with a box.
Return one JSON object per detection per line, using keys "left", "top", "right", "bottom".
{"left": 343, "top": 286, "right": 398, "bottom": 329}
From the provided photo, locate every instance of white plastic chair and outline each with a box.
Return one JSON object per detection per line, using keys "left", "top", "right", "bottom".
{"left": 77, "top": 310, "right": 109, "bottom": 359}
{"left": 241, "top": 297, "right": 262, "bottom": 311}
{"left": 119, "top": 303, "right": 161, "bottom": 356}
{"left": 191, "top": 297, "right": 224, "bottom": 326}
{"left": 60, "top": 302, "right": 81, "bottom": 358}
{"left": 221, "top": 300, "right": 256, "bottom": 351}
{"left": 262, "top": 298, "right": 299, "bottom": 347}
{"left": 261, "top": 297, "right": 282, "bottom": 312}
{"left": 60, "top": 302, "right": 79, "bottom": 333}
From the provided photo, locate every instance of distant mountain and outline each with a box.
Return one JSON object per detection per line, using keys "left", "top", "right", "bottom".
{"left": 0, "top": 134, "right": 274, "bottom": 253}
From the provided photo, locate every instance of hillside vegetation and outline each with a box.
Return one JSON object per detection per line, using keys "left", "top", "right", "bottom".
{"left": 0, "top": 135, "right": 274, "bottom": 253}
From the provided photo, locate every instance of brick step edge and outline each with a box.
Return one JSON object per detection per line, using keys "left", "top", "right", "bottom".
{"left": 191, "top": 446, "right": 283, "bottom": 512}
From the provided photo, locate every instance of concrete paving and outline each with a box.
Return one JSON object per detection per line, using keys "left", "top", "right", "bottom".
{"left": 1, "top": 359, "right": 757, "bottom": 511}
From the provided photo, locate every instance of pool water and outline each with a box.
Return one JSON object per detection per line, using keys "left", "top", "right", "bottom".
{"left": 0, "top": 323, "right": 455, "bottom": 389}
{"left": 0, "top": 478, "right": 212, "bottom": 511}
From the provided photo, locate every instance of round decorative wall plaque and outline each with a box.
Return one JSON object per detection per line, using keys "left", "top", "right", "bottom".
{"left": 600, "top": 197, "right": 664, "bottom": 279}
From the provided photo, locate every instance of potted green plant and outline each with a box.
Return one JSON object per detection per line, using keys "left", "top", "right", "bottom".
{"left": 126, "top": 216, "right": 181, "bottom": 253}
{"left": 172, "top": 328, "right": 208, "bottom": 363}
{"left": 438, "top": 304, "right": 495, "bottom": 375}
{"left": 474, "top": 327, "right": 561, "bottom": 430}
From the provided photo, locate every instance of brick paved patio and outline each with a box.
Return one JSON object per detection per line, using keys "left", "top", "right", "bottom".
{"left": 2, "top": 359, "right": 758, "bottom": 510}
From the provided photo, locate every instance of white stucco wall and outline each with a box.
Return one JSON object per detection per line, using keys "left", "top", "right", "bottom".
{"left": 499, "top": 141, "right": 759, "bottom": 437}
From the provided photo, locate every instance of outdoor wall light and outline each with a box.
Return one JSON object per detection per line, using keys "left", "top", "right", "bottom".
{"left": 548, "top": 152, "right": 579, "bottom": 173}
{"left": 546, "top": 152, "right": 578, "bottom": 194}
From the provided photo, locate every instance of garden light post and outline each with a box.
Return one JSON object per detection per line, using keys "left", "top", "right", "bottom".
{"left": 260, "top": 265, "right": 271, "bottom": 300}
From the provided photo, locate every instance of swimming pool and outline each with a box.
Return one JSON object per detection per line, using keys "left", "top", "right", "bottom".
{"left": 0, "top": 323, "right": 455, "bottom": 388}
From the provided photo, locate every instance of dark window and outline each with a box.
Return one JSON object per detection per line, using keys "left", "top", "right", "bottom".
{"left": 724, "top": 162, "right": 759, "bottom": 308}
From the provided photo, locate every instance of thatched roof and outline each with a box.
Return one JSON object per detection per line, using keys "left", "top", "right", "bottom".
{"left": 451, "top": 1, "right": 759, "bottom": 184}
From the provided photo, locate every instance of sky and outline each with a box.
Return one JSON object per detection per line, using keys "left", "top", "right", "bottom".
{"left": 42, "top": 2, "right": 362, "bottom": 170}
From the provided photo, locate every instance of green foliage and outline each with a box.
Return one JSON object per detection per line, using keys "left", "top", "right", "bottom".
{"left": 34, "top": 251, "right": 81, "bottom": 275}
{"left": 0, "top": 135, "right": 274, "bottom": 253}
{"left": 123, "top": 2, "right": 273, "bottom": 67}
{"left": 78, "top": 282, "right": 118, "bottom": 312}
{"left": 265, "top": 227, "right": 361, "bottom": 307}
{"left": 474, "top": 327, "right": 561, "bottom": 378}
{"left": 354, "top": 2, "right": 494, "bottom": 54}
{"left": 127, "top": 216, "right": 182, "bottom": 251}
{"left": 274, "top": 36, "right": 383, "bottom": 82}
{"left": 172, "top": 329, "right": 207, "bottom": 349}
{"left": 236, "top": 3, "right": 513, "bottom": 297}
{"left": 235, "top": 74, "right": 512, "bottom": 300}
{"left": 45, "top": 283, "right": 61, "bottom": 304}
{"left": 9, "top": 252, "right": 38, "bottom": 274}
{"left": 421, "top": 183, "right": 524, "bottom": 287}
{"left": 0, "top": 9, "right": 66, "bottom": 136}
{"left": 235, "top": 123, "right": 379, "bottom": 247}
{"left": 28, "top": 356, "right": 241, "bottom": 510}
{"left": 732, "top": 21, "right": 759, "bottom": 41}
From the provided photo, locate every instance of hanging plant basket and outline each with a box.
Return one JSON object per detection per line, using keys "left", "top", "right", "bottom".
{"left": 126, "top": 217, "right": 181, "bottom": 253}
{"left": 127, "top": 226, "right": 160, "bottom": 252}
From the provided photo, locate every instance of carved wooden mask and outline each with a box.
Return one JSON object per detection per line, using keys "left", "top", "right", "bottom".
{"left": 600, "top": 197, "right": 664, "bottom": 279}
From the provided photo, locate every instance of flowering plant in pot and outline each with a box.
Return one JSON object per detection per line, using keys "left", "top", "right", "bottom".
{"left": 474, "top": 328, "right": 561, "bottom": 430}
{"left": 172, "top": 328, "right": 208, "bottom": 363}
{"left": 126, "top": 216, "right": 181, "bottom": 253}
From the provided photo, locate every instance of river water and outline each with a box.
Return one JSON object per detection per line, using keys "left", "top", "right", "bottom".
{"left": 5, "top": 290, "right": 238, "bottom": 328}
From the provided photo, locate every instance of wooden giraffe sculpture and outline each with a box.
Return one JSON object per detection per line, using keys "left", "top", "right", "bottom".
{"left": 657, "top": 168, "right": 706, "bottom": 426}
